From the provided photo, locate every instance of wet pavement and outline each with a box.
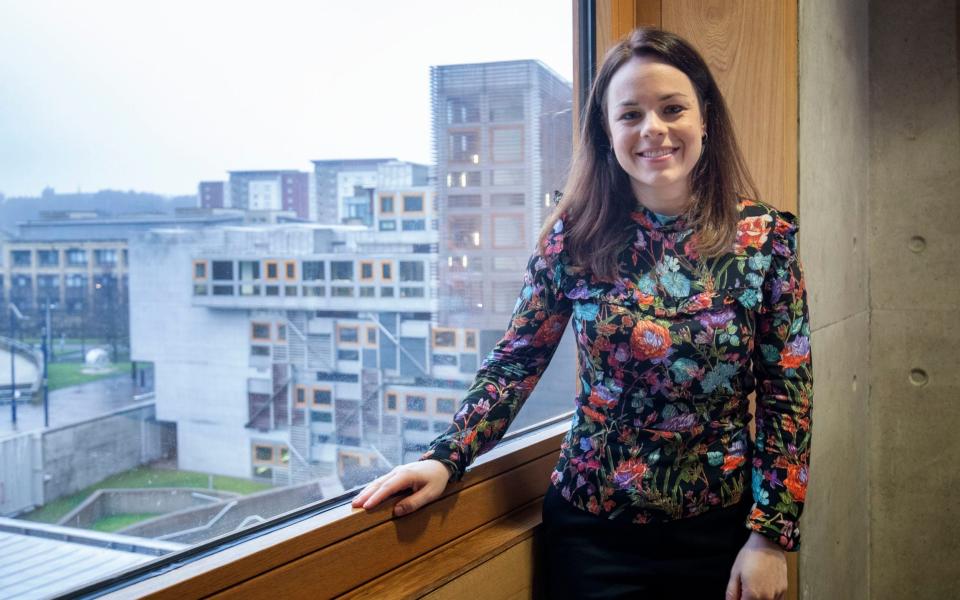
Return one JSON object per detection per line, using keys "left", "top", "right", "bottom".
{"left": 0, "top": 373, "right": 141, "bottom": 438}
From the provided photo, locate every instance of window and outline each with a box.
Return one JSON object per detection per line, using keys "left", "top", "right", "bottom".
{"left": 379, "top": 220, "right": 397, "bottom": 231}
{"left": 446, "top": 171, "right": 482, "bottom": 188}
{"left": 449, "top": 131, "right": 480, "bottom": 163}
{"left": 338, "top": 349, "right": 359, "bottom": 361}
{"left": 436, "top": 398, "right": 456, "bottom": 413}
{"left": 38, "top": 250, "right": 59, "bottom": 266}
{"left": 239, "top": 261, "right": 260, "bottom": 280}
{"left": 331, "top": 261, "right": 353, "bottom": 281}
{"left": 66, "top": 248, "right": 87, "bottom": 266}
{"left": 212, "top": 284, "right": 234, "bottom": 296}
{"left": 465, "top": 331, "right": 477, "bottom": 349}
{"left": 295, "top": 386, "right": 307, "bottom": 406}
{"left": 251, "top": 345, "right": 270, "bottom": 357}
{"left": 448, "top": 215, "right": 482, "bottom": 249}
{"left": 313, "top": 389, "right": 332, "bottom": 405}
{"left": 492, "top": 214, "right": 525, "bottom": 248}
{"left": 194, "top": 261, "right": 208, "bottom": 279}
{"left": 433, "top": 329, "right": 456, "bottom": 348}
{"left": 399, "top": 261, "right": 424, "bottom": 282}
{"left": 491, "top": 127, "right": 523, "bottom": 162}
{"left": 338, "top": 326, "right": 359, "bottom": 343}
{"left": 11, "top": 250, "right": 31, "bottom": 267}
{"left": 400, "top": 287, "right": 425, "bottom": 298}
{"left": 254, "top": 445, "right": 273, "bottom": 462}
{"left": 380, "top": 195, "right": 394, "bottom": 213}
{"left": 491, "top": 193, "right": 525, "bottom": 207}
{"left": 311, "top": 411, "right": 333, "bottom": 423}
{"left": 265, "top": 260, "right": 279, "bottom": 280}
{"left": 360, "top": 262, "right": 374, "bottom": 280}
{"left": 251, "top": 323, "right": 271, "bottom": 340}
{"left": 446, "top": 96, "right": 479, "bottom": 124}
{"left": 433, "top": 421, "right": 450, "bottom": 433}
{"left": 492, "top": 169, "right": 524, "bottom": 186}
{"left": 381, "top": 262, "right": 393, "bottom": 281}
{"left": 359, "top": 286, "right": 375, "bottom": 297}
{"left": 331, "top": 286, "right": 354, "bottom": 297}
{"left": 402, "top": 219, "right": 426, "bottom": 231}
{"left": 489, "top": 93, "right": 524, "bottom": 121}
{"left": 303, "top": 261, "right": 324, "bottom": 281}
{"left": 380, "top": 286, "right": 394, "bottom": 297}
{"left": 386, "top": 393, "right": 398, "bottom": 410}
{"left": 403, "top": 418, "right": 429, "bottom": 431}
{"left": 403, "top": 195, "right": 424, "bottom": 212}
{"left": 284, "top": 261, "right": 296, "bottom": 280}
{"left": 432, "top": 354, "right": 457, "bottom": 366}
{"left": 95, "top": 249, "right": 117, "bottom": 265}
{"left": 405, "top": 395, "right": 426, "bottom": 412}
{"left": 212, "top": 261, "right": 233, "bottom": 280}
{"left": 366, "top": 327, "right": 377, "bottom": 344}
{"left": 447, "top": 194, "right": 482, "bottom": 208}
{"left": 276, "top": 323, "right": 287, "bottom": 342}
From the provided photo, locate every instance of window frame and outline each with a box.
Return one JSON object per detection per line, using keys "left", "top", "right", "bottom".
{"left": 72, "top": 7, "right": 591, "bottom": 597}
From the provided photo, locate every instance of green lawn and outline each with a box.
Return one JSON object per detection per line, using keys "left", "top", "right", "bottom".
{"left": 21, "top": 466, "right": 272, "bottom": 525}
{"left": 46, "top": 361, "right": 132, "bottom": 391}
{"left": 91, "top": 513, "right": 161, "bottom": 532}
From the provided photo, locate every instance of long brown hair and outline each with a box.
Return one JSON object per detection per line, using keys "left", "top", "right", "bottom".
{"left": 540, "top": 27, "right": 758, "bottom": 281}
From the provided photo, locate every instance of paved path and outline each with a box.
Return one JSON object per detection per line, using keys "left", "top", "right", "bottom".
{"left": 0, "top": 347, "right": 40, "bottom": 388}
{"left": 0, "top": 374, "right": 139, "bottom": 438}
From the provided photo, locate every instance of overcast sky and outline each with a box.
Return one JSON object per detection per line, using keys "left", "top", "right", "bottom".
{"left": 0, "top": 1, "right": 572, "bottom": 198}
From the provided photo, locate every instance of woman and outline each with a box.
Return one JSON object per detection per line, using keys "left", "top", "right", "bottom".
{"left": 353, "top": 27, "right": 811, "bottom": 600}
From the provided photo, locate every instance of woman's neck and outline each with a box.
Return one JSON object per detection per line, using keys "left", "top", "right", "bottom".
{"left": 632, "top": 182, "right": 693, "bottom": 216}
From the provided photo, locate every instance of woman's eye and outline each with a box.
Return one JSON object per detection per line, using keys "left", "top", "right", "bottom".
{"left": 664, "top": 105, "right": 685, "bottom": 115}
{"left": 620, "top": 111, "right": 640, "bottom": 120}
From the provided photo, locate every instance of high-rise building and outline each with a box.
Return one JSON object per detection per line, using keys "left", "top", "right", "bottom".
{"left": 198, "top": 181, "right": 226, "bottom": 209}
{"left": 431, "top": 60, "right": 573, "bottom": 335}
{"left": 227, "top": 171, "right": 310, "bottom": 220}
{"left": 310, "top": 159, "right": 396, "bottom": 226}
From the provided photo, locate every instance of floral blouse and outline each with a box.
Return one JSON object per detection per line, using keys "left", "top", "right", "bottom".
{"left": 422, "top": 199, "right": 813, "bottom": 551}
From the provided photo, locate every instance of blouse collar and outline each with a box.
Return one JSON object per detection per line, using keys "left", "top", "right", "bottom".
{"left": 629, "top": 203, "right": 691, "bottom": 233}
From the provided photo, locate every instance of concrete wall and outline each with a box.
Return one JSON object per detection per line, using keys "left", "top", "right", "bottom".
{"left": 42, "top": 404, "right": 171, "bottom": 502}
{"left": 798, "top": 1, "right": 871, "bottom": 598}
{"left": 57, "top": 487, "right": 235, "bottom": 530}
{"left": 868, "top": 1, "right": 960, "bottom": 598}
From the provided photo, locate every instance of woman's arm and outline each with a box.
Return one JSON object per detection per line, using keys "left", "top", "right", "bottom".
{"left": 354, "top": 220, "right": 573, "bottom": 513}
{"left": 746, "top": 210, "right": 813, "bottom": 551}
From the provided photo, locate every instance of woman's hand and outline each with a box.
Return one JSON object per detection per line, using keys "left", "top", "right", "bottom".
{"left": 725, "top": 532, "right": 788, "bottom": 600}
{"left": 350, "top": 459, "right": 451, "bottom": 517}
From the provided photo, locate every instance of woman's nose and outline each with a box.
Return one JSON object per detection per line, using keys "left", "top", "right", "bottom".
{"left": 641, "top": 113, "right": 666, "bottom": 138}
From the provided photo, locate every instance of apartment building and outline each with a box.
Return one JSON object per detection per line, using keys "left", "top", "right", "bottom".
{"left": 130, "top": 219, "right": 499, "bottom": 490}
{"left": 226, "top": 171, "right": 310, "bottom": 220}
{"left": 431, "top": 60, "right": 573, "bottom": 334}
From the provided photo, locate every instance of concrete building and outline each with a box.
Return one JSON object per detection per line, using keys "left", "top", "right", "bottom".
{"left": 310, "top": 158, "right": 395, "bottom": 226}
{"left": 430, "top": 60, "right": 573, "bottom": 334}
{"left": 198, "top": 181, "right": 226, "bottom": 209}
{"left": 129, "top": 220, "right": 494, "bottom": 488}
{"left": 227, "top": 171, "right": 310, "bottom": 220}
{"left": 1, "top": 212, "right": 244, "bottom": 327}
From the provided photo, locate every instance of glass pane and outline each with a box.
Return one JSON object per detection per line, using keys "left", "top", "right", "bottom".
{"left": 0, "top": 1, "right": 574, "bottom": 593}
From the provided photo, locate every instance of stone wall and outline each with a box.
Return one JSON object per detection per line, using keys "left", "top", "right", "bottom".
{"left": 797, "top": 1, "right": 871, "bottom": 598}
{"left": 41, "top": 403, "right": 174, "bottom": 502}
{"left": 868, "top": 1, "right": 960, "bottom": 598}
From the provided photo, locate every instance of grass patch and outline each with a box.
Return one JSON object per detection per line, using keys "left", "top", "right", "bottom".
{"left": 91, "top": 513, "right": 161, "bottom": 532}
{"left": 21, "top": 466, "right": 272, "bottom": 524}
{"left": 46, "top": 361, "right": 132, "bottom": 391}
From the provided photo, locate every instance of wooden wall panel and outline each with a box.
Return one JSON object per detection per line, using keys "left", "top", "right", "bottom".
{"left": 423, "top": 537, "right": 537, "bottom": 600}
{"left": 661, "top": 0, "right": 798, "bottom": 212}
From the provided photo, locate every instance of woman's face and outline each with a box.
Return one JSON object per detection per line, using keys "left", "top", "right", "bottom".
{"left": 604, "top": 56, "right": 706, "bottom": 210}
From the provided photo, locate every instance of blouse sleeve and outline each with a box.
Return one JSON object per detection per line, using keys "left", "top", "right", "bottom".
{"left": 747, "top": 211, "right": 813, "bottom": 551}
{"left": 420, "top": 220, "right": 573, "bottom": 481}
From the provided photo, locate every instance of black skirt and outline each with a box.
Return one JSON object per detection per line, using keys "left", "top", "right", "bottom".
{"left": 539, "top": 484, "right": 753, "bottom": 599}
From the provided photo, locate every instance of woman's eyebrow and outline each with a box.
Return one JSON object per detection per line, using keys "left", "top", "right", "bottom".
{"left": 616, "top": 92, "right": 690, "bottom": 107}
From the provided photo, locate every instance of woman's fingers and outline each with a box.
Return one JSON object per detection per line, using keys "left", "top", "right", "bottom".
{"left": 393, "top": 478, "right": 443, "bottom": 516}
{"left": 361, "top": 471, "right": 414, "bottom": 510}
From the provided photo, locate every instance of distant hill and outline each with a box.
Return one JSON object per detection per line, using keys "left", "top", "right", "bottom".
{"left": 0, "top": 190, "right": 198, "bottom": 235}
